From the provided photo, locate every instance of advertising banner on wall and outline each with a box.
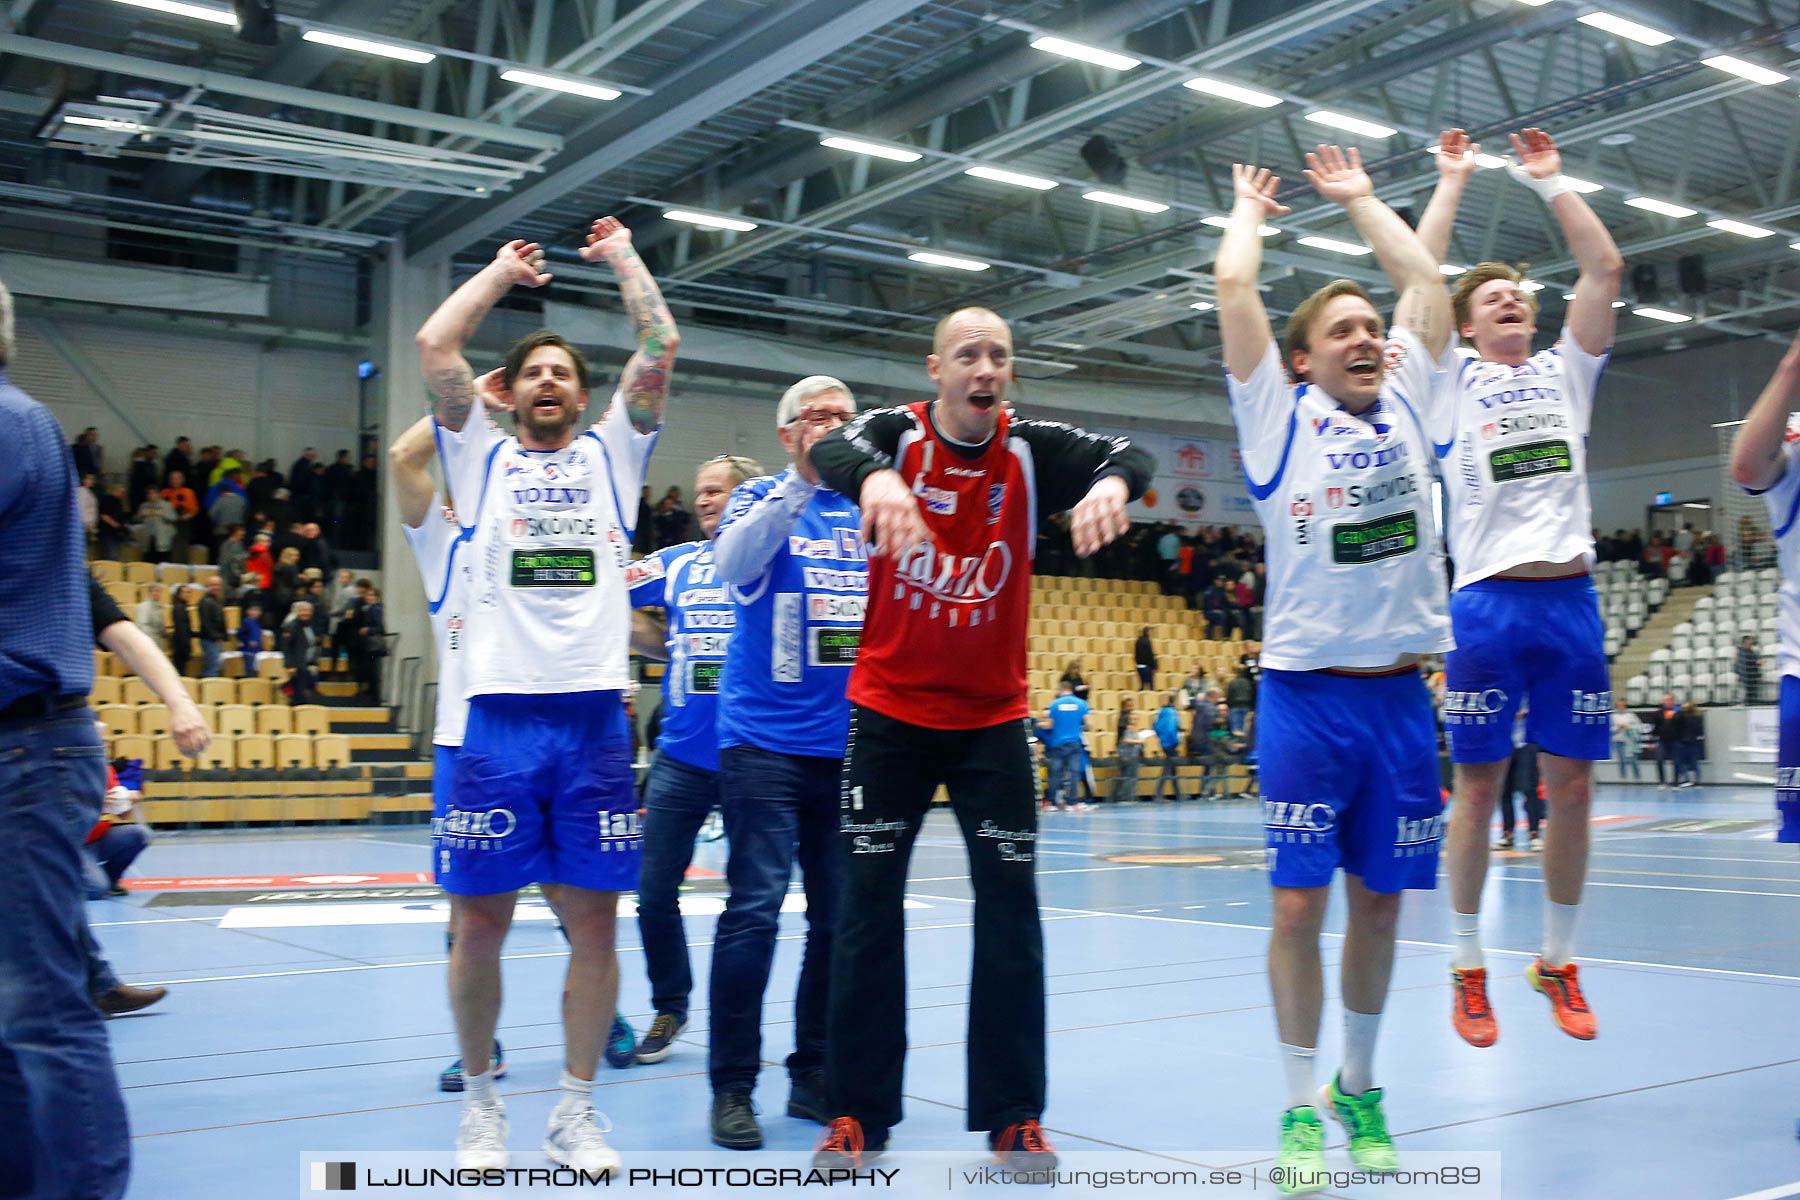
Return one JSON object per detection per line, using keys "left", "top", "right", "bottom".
{"left": 1089, "top": 427, "right": 1260, "bottom": 529}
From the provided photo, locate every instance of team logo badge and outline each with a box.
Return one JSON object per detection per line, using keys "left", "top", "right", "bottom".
{"left": 987, "top": 483, "right": 1006, "bottom": 523}
{"left": 1326, "top": 487, "right": 1344, "bottom": 508}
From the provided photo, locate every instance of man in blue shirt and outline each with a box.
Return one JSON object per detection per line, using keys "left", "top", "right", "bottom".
{"left": 1152, "top": 695, "right": 1187, "bottom": 802}
{"left": 625, "top": 453, "right": 763, "bottom": 1066}
{"left": 0, "top": 277, "right": 131, "bottom": 1200}
{"left": 705, "top": 376, "right": 862, "bottom": 1150}
{"left": 1043, "top": 683, "right": 1090, "bottom": 811}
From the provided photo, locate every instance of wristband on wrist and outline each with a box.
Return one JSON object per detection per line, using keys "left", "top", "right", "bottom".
{"left": 1506, "top": 164, "right": 1570, "bottom": 203}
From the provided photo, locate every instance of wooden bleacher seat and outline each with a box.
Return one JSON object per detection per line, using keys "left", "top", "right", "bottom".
{"left": 257, "top": 657, "right": 287, "bottom": 681}
{"left": 196, "top": 738, "right": 235, "bottom": 771}
{"left": 122, "top": 678, "right": 156, "bottom": 705}
{"left": 178, "top": 677, "right": 201, "bottom": 700}
{"left": 291, "top": 705, "right": 331, "bottom": 737}
{"left": 199, "top": 679, "right": 235, "bottom": 706}
{"left": 95, "top": 704, "right": 136, "bottom": 735}
{"left": 256, "top": 707, "right": 293, "bottom": 735}
{"left": 137, "top": 706, "right": 172, "bottom": 738}
{"left": 235, "top": 734, "right": 274, "bottom": 769}
{"left": 238, "top": 679, "right": 276, "bottom": 705}
{"left": 105, "top": 581, "right": 136, "bottom": 608}
{"left": 157, "top": 563, "right": 191, "bottom": 585}
{"left": 313, "top": 734, "right": 352, "bottom": 768}
{"left": 215, "top": 704, "right": 255, "bottom": 736}
{"left": 153, "top": 738, "right": 189, "bottom": 771}
{"left": 112, "top": 734, "right": 152, "bottom": 765}
{"left": 186, "top": 547, "right": 209, "bottom": 565}
{"left": 274, "top": 735, "right": 314, "bottom": 770}
{"left": 221, "top": 655, "right": 245, "bottom": 679}
{"left": 89, "top": 678, "right": 124, "bottom": 706}
{"left": 123, "top": 562, "right": 155, "bottom": 585}
{"left": 90, "top": 561, "right": 122, "bottom": 583}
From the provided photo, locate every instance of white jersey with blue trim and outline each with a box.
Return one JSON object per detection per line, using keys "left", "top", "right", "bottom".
{"left": 436, "top": 389, "right": 656, "bottom": 697}
{"left": 401, "top": 494, "right": 473, "bottom": 746}
{"left": 1227, "top": 328, "right": 1453, "bottom": 672}
{"left": 1429, "top": 329, "right": 1606, "bottom": 588}
{"left": 1753, "top": 420, "right": 1800, "bottom": 680}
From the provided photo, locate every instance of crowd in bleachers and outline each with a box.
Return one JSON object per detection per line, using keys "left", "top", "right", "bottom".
{"left": 1620, "top": 566, "right": 1781, "bottom": 709}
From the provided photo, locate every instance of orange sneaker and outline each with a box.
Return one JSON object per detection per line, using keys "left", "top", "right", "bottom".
{"left": 990, "top": 1119, "right": 1059, "bottom": 1170}
{"left": 1451, "top": 967, "right": 1498, "bottom": 1047}
{"left": 813, "top": 1116, "right": 885, "bottom": 1168}
{"left": 1527, "top": 959, "right": 1597, "bottom": 1040}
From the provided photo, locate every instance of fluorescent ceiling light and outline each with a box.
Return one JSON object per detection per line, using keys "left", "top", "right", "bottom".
{"left": 1511, "top": 0, "right": 1554, "bottom": 5}
{"left": 1625, "top": 196, "right": 1697, "bottom": 218}
{"left": 1183, "top": 77, "right": 1281, "bottom": 108}
{"left": 1029, "top": 36, "right": 1140, "bottom": 72}
{"left": 499, "top": 69, "right": 620, "bottom": 102}
{"left": 112, "top": 0, "right": 234, "bottom": 23}
{"left": 1201, "top": 214, "right": 1279, "bottom": 236}
{"left": 1566, "top": 293, "right": 1627, "bottom": 307}
{"left": 1520, "top": 280, "right": 1545, "bottom": 293}
{"left": 1189, "top": 301, "right": 1216, "bottom": 312}
{"left": 1426, "top": 146, "right": 1505, "bottom": 169}
{"left": 1303, "top": 110, "right": 1396, "bottom": 138}
{"left": 1561, "top": 176, "right": 1604, "bottom": 194}
{"left": 1703, "top": 55, "right": 1789, "bottom": 86}
{"left": 61, "top": 115, "right": 148, "bottom": 132}
{"left": 964, "top": 165, "right": 1058, "bottom": 191}
{"left": 1296, "top": 235, "right": 1372, "bottom": 256}
{"left": 662, "top": 210, "right": 757, "bottom": 233}
{"left": 1791, "top": 241, "right": 1800, "bottom": 251}
{"left": 1707, "top": 218, "right": 1777, "bottom": 239}
{"left": 1083, "top": 190, "right": 1169, "bottom": 214}
{"left": 1578, "top": 11, "right": 1674, "bottom": 46}
{"left": 1633, "top": 307, "right": 1692, "bottom": 323}
{"left": 1440, "top": 264, "right": 1467, "bottom": 275}
{"left": 301, "top": 30, "right": 436, "bottom": 63}
{"left": 908, "top": 251, "right": 990, "bottom": 272}
{"left": 819, "top": 135, "right": 921, "bottom": 163}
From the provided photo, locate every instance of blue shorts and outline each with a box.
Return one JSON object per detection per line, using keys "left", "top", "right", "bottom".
{"left": 439, "top": 692, "right": 641, "bottom": 896}
{"left": 1444, "top": 576, "right": 1611, "bottom": 763}
{"left": 1778, "top": 676, "right": 1800, "bottom": 844}
{"left": 431, "top": 743, "right": 459, "bottom": 881}
{"left": 1259, "top": 669, "right": 1444, "bottom": 893}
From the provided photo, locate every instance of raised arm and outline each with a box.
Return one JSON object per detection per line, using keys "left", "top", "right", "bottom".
{"left": 415, "top": 240, "right": 552, "bottom": 432}
{"left": 1509, "top": 128, "right": 1624, "bottom": 358}
{"left": 1417, "top": 128, "right": 1480, "bottom": 264}
{"left": 388, "top": 415, "right": 439, "bottom": 528}
{"left": 813, "top": 408, "right": 933, "bottom": 563}
{"left": 100, "top": 619, "right": 210, "bottom": 757}
{"left": 1730, "top": 325, "right": 1800, "bottom": 492}
{"left": 1216, "top": 164, "right": 1292, "bottom": 383}
{"left": 1306, "top": 144, "right": 1451, "bottom": 358}
{"left": 579, "top": 216, "right": 679, "bottom": 434}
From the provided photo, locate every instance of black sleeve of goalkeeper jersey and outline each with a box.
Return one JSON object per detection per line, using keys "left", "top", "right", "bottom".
{"left": 1010, "top": 419, "right": 1156, "bottom": 515}
{"left": 811, "top": 406, "right": 917, "bottom": 501}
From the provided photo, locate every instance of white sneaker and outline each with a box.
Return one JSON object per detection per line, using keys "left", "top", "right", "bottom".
{"left": 456, "top": 1100, "right": 509, "bottom": 1169}
{"left": 545, "top": 1102, "right": 621, "bottom": 1177}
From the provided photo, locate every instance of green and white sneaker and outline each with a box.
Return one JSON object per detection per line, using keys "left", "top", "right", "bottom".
{"left": 1320, "top": 1075, "right": 1398, "bottom": 1171}
{"left": 1276, "top": 1106, "right": 1327, "bottom": 1196}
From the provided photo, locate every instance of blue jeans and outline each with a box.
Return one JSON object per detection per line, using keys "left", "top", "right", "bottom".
{"left": 708, "top": 745, "right": 843, "bottom": 1095}
{"left": 83, "top": 824, "right": 150, "bottom": 900}
{"left": 1228, "top": 708, "right": 1247, "bottom": 735}
{"left": 1045, "top": 743, "right": 1082, "bottom": 807}
{"left": 200, "top": 638, "right": 223, "bottom": 678}
{"left": 1613, "top": 742, "right": 1641, "bottom": 779}
{"left": 0, "top": 710, "right": 130, "bottom": 1200}
{"left": 636, "top": 751, "right": 721, "bottom": 1023}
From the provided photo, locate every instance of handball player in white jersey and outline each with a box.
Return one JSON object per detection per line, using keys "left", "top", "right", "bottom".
{"left": 1416, "top": 128, "right": 1625, "bottom": 1047}
{"left": 1216, "top": 148, "right": 1453, "bottom": 1194}
{"left": 1729, "top": 327, "right": 1800, "bottom": 847}
{"left": 417, "top": 219, "right": 678, "bottom": 1173}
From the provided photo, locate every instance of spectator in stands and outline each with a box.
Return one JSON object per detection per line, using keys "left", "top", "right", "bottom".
{"left": 358, "top": 584, "right": 386, "bottom": 701}
{"left": 653, "top": 486, "right": 692, "bottom": 550}
{"left": 216, "top": 524, "right": 247, "bottom": 599}
{"left": 1737, "top": 635, "right": 1764, "bottom": 705}
{"left": 168, "top": 584, "right": 192, "bottom": 674}
{"left": 632, "top": 485, "right": 655, "bottom": 556}
{"left": 243, "top": 531, "right": 274, "bottom": 599}
{"left": 1134, "top": 626, "right": 1157, "bottom": 689}
{"left": 84, "top": 765, "right": 150, "bottom": 900}
{"left": 236, "top": 602, "right": 265, "bottom": 667}
{"left": 298, "top": 522, "right": 333, "bottom": 576}
{"left": 305, "top": 579, "right": 331, "bottom": 642}
{"left": 1043, "top": 682, "right": 1088, "bottom": 811}
{"left": 1652, "top": 693, "right": 1681, "bottom": 788}
{"left": 198, "top": 575, "right": 228, "bottom": 677}
{"left": 1115, "top": 697, "right": 1136, "bottom": 747}
{"left": 289, "top": 448, "right": 318, "bottom": 507}
{"left": 323, "top": 449, "right": 354, "bottom": 539}
{"left": 1203, "top": 708, "right": 1248, "bottom": 797}
{"left": 1245, "top": 563, "right": 1267, "bottom": 640}
{"left": 194, "top": 444, "right": 221, "bottom": 487}
{"left": 1156, "top": 524, "right": 1181, "bottom": 594}
{"left": 160, "top": 469, "right": 197, "bottom": 557}
{"left": 333, "top": 576, "right": 367, "bottom": 676}
{"left": 209, "top": 448, "right": 245, "bottom": 490}
{"left": 132, "top": 583, "right": 165, "bottom": 651}
{"left": 1675, "top": 700, "right": 1705, "bottom": 788}
{"left": 281, "top": 600, "right": 321, "bottom": 704}
{"left": 260, "top": 486, "right": 293, "bottom": 533}
{"left": 1674, "top": 523, "right": 1696, "bottom": 560}
{"left": 205, "top": 468, "right": 247, "bottom": 538}
{"left": 1059, "top": 658, "right": 1090, "bottom": 701}
{"left": 95, "top": 483, "right": 130, "bottom": 559}
{"left": 269, "top": 545, "right": 302, "bottom": 627}
{"left": 327, "top": 567, "right": 356, "bottom": 621}
{"left": 1191, "top": 685, "right": 1220, "bottom": 736}
{"left": 1112, "top": 726, "right": 1148, "bottom": 802}
{"left": 74, "top": 472, "right": 98, "bottom": 545}
{"left": 1151, "top": 694, "right": 1186, "bottom": 801}
{"left": 1610, "top": 700, "right": 1642, "bottom": 781}
{"left": 163, "top": 436, "right": 192, "bottom": 487}
{"left": 245, "top": 461, "right": 280, "bottom": 520}
{"left": 351, "top": 453, "right": 380, "bottom": 550}
{"left": 1225, "top": 664, "right": 1256, "bottom": 735}
{"left": 71, "top": 426, "right": 102, "bottom": 478}
{"left": 128, "top": 446, "right": 158, "bottom": 511}
{"left": 1181, "top": 665, "right": 1207, "bottom": 706}
{"left": 1202, "top": 577, "right": 1232, "bottom": 639}
{"left": 134, "top": 487, "right": 176, "bottom": 558}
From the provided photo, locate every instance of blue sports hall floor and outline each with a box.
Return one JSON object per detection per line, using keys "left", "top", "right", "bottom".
{"left": 88, "top": 781, "right": 1800, "bottom": 1199}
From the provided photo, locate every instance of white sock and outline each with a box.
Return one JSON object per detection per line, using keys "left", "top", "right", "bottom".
{"left": 1542, "top": 900, "right": 1580, "bottom": 968}
{"left": 1452, "top": 910, "right": 1484, "bottom": 972}
{"left": 1280, "top": 1043, "right": 1317, "bottom": 1111}
{"left": 464, "top": 1068, "right": 498, "bottom": 1107}
{"left": 1339, "top": 1009, "right": 1382, "bottom": 1097}
{"left": 554, "top": 1070, "right": 593, "bottom": 1114}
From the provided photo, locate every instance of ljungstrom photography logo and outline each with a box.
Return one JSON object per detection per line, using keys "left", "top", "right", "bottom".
{"left": 310, "top": 1161, "right": 355, "bottom": 1191}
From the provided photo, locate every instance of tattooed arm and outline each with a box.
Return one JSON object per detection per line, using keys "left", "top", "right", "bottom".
{"left": 580, "top": 216, "right": 679, "bottom": 434}
{"left": 415, "top": 239, "right": 551, "bottom": 432}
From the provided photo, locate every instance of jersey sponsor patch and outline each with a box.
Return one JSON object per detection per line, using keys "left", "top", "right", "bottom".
{"left": 687, "top": 659, "right": 722, "bottom": 695}
{"left": 773, "top": 592, "right": 803, "bottom": 683}
{"left": 1330, "top": 510, "right": 1419, "bottom": 565}
{"left": 809, "top": 593, "right": 866, "bottom": 622}
{"left": 809, "top": 626, "right": 861, "bottom": 667}
{"left": 510, "top": 548, "right": 596, "bottom": 586}
{"left": 924, "top": 485, "right": 958, "bottom": 515}
{"left": 1488, "top": 438, "right": 1573, "bottom": 482}
{"left": 510, "top": 514, "right": 598, "bottom": 539}
{"left": 683, "top": 631, "right": 731, "bottom": 657}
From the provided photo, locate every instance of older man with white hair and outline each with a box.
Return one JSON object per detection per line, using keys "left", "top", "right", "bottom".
{"left": 703, "top": 375, "right": 864, "bottom": 1151}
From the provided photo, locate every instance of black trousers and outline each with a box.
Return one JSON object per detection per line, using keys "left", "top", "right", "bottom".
{"left": 826, "top": 706, "right": 1046, "bottom": 1136}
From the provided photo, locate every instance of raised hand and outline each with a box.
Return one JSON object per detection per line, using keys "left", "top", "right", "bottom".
{"left": 475, "top": 367, "right": 513, "bottom": 414}
{"left": 580, "top": 215, "right": 634, "bottom": 264}
{"left": 1232, "top": 163, "right": 1293, "bottom": 219}
{"left": 1509, "top": 127, "right": 1561, "bottom": 180}
{"left": 1303, "top": 144, "right": 1374, "bottom": 205}
{"left": 1435, "top": 129, "right": 1481, "bottom": 181}
{"left": 493, "top": 239, "right": 552, "bottom": 288}
{"left": 857, "top": 469, "right": 932, "bottom": 562}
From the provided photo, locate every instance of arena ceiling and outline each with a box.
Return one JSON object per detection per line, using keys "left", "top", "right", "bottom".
{"left": 2, "top": 0, "right": 1799, "bottom": 381}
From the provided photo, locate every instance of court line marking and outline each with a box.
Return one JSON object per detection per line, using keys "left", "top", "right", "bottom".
{"left": 1497, "top": 875, "right": 1800, "bottom": 900}
{"left": 1723, "top": 1183, "right": 1800, "bottom": 1200}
